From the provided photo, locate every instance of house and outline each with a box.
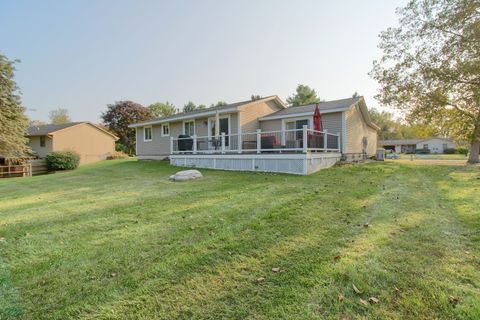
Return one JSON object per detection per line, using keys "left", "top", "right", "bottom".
{"left": 27, "top": 122, "right": 118, "bottom": 165}
{"left": 379, "top": 138, "right": 455, "bottom": 154}
{"left": 130, "top": 96, "right": 378, "bottom": 174}
{"left": 129, "top": 95, "right": 379, "bottom": 175}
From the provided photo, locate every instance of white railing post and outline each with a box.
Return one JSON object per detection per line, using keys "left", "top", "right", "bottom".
{"left": 323, "top": 129, "right": 328, "bottom": 152}
{"left": 336, "top": 132, "right": 341, "bottom": 152}
{"left": 237, "top": 133, "right": 242, "bottom": 154}
{"left": 170, "top": 137, "right": 174, "bottom": 154}
{"left": 193, "top": 135, "right": 197, "bottom": 154}
{"left": 221, "top": 132, "right": 226, "bottom": 154}
{"left": 256, "top": 129, "right": 261, "bottom": 154}
{"left": 302, "top": 125, "right": 308, "bottom": 153}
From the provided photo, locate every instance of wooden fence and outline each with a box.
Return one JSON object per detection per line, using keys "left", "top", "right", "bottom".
{"left": 30, "top": 159, "right": 48, "bottom": 175}
{"left": 0, "top": 163, "right": 32, "bottom": 178}
{"left": 0, "top": 159, "right": 48, "bottom": 178}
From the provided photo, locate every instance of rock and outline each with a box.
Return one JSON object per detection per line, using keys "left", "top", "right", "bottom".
{"left": 169, "top": 170, "right": 203, "bottom": 181}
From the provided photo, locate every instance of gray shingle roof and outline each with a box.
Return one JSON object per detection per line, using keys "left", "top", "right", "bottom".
{"left": 129, "top": 95, "right": 284, "bottom": 127}
{"left": 27, "top": 122, "right": 84, "bottom": 136}
{"left": 379, "top": 139, "right": 422, "bottom": 145}
{"left": 260, "top": 97, "right": 362, "bottom": 119}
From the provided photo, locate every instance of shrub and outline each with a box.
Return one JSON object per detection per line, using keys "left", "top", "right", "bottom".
{"left": 45, "top": 151, "right": 80, "bottom": 171}
{"left": 115, "top": 143, "right": 129, "bottom": 154}
{"left": 456, "top": 147, "right": 469, "bottom": 155}
{"left": 443, "top": 148, "right": 456, "bottom": 154}
{"left": 415, "top": 149, "right": 430, "bottom": 154}
{"left": 107, "top": 151, "right": 129, "bottom": 160}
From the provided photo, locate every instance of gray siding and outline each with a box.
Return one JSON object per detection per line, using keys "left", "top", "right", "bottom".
{"left": 135, "top": 113, "right": 239, "bottom": 158}
{"left": 259, "top": 112, "right": 343, "bottom": 149}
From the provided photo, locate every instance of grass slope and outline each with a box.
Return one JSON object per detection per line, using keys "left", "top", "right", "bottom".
{"left": 0, "top": 159, "right": 479, "bottom": 319}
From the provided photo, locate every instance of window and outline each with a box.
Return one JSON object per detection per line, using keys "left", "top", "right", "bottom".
{"left": 144, "top": 126, "right": 152, "bottom": 141}
{"left": 442, "top": 143, "right": 448, "bottom": 150}
{"left": 161, "top": 124, "right": 170, "bottom": 137}
{"left": 184, "top": 121, "right": 195, "bottom": 136}
{"left": 40, "top": 136, "right": 46, "bottom": 147}
{"left": 286, "top": 119, "right": 309, "bottom": 140}
{"left": 423, "top": 144, "right": 428, "bottom": 150}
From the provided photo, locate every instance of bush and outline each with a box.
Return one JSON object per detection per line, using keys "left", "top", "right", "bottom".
{"left": 107, "top": 151, "right": 129, "bottom": 160}
{"left": 415, "top": 149, "right": 430, "bottom": 154}
{"left": 443, "top": 148, "right": 456, "bottom": 154}
{"left": 115, "top": 143, "right": 129, "bottom": 154}
{"left": 456, "top": 147, "right": 469, "bottom": 155}
{"left": 45, "top": 151, "right": 80, "bottom": 171}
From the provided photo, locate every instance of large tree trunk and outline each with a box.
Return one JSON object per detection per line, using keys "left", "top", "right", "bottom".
{"left": 468, "top": 117, "right": 480, "bottom": 164}
{"left": 468, "top": 140, "right": 479, "bottom": 164}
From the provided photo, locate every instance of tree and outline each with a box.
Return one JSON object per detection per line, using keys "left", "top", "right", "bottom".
{"left": 148, "top": 102, "right": 176, "bottom": 118}
{"left": 286, "top": 84, "right": 321, "bottom": 106}
{"left": 371, "top": 0, "right": 480, "bottom": 163}
{"left": 352, "top": 92, "right": 359, "bottom": 98}
{"left": 210, "top": 101, "right": 228, "bottom": 108}
{"left": 183, "top": 101, "right": 197, "bottom": 113}
{"left": 197, "top": 104, "right": 206, "bottom": 110}
{"left": 29, "top": 120, "right": 47, "bottom": 126}
{"left": 101, "top": 101, "right": 152, "bottom": 154}
{"left": 49, "top": 108, "right": 71, "bottom": 124}
{"left": 251, "top": 94, "right": 262, "bottom": 101}
{"left": 0, "top": 54, "right": 30, "bottom": 158}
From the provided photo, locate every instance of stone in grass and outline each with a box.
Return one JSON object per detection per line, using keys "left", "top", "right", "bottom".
{"left": 169, "top": 170, "right": 203, "bottom": 181}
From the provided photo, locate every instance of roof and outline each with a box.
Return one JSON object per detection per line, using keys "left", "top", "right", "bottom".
{"left": 27, "top": 122, "right": 82, "bottom": 136}
{"left": 380, "top": 137, "right": 453, "bottom": 146}
{"left": 259, "top": 96, "right": 380, "bottom": 130}
{"left": 379, "top": 139, "right": 422, "bottom": 146}
{"left": 128, "top": 95, "right": 286, "bottom": 128}
{"left": 27, "top": 122, "right": 118, "bottom": 140}
{"left": 260, "top": 97, "right": 362, "bottom": 119}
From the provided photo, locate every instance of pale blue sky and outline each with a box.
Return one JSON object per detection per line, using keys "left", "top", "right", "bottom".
{"left": 0, "top": 0, "right": 405, "bottom": 122}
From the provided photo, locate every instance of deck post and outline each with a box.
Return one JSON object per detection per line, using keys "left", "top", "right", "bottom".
{"left": 170, "top": 137, "right": 174, "bottom": 154}
{"left": 336, "top": 132, "right": 341, "bottom": 152}
{"left": 237, "top": 133, "right": 242, "bottom": 154}
{"left": 256, "top": 129, "right": 261, "bottom": 154}
{"left": 302, "top": 125, "right": 308, "bottom": 153}
{"left": 192, "top": 135, "right": 197, "bottom": 154}
{"left": 221, "top": 133, "right": 226, "bottom": 154}
{"left": 323, "top": 129, "right": 328, "bottom": 152}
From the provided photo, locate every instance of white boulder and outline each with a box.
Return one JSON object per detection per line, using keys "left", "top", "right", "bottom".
{"left": 169, "top": 169, "right": 203, "bottom": 181}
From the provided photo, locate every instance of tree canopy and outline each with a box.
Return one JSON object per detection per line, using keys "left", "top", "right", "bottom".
{"left": 0, "top": 54, "right": 30, "bottom": 159}
{"left": 148, "top": 102, "right": 176, "bottom": 118}
{"left": 286, "top": 84, "right": 321, "bottom": 106}
{"left": 251, "top": 94, "right": 262, "bottom": 101}
{"left": 49, "top": 108, "right": 71, "bottom": 124}
{"left": 371, "top": 0, "right": 480, "bottom": 163}
{"left": 369, "top": 109, "right": 438, "bottom": 141}
{"left": 183, "top": 101, "right": 197, "bottom": 113}
{"left": 101, "top": 101, "right": 152, "bottom": 154}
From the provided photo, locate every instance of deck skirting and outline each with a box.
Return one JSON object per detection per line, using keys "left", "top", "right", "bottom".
{"left": 169, "top": 153, "right": 341, "bottom": 175}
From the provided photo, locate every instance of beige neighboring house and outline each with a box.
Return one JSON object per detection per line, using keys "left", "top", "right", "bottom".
{"left": 129, "top": 95, "right": 379, "bottom": 175}
{"left": 380, "top": 137, "right": 456, "bottom": 154}
{"left": 27, "top": 122, "right": 118, "bottom": 165}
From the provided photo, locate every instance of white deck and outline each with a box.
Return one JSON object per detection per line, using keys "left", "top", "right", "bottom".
{"left": 169, "top": 152, "right": 341, "bottom": 175}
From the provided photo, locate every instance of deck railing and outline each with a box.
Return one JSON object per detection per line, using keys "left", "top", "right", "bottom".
{"left": 171, "top": 125, "right": 340, "bottom": 155}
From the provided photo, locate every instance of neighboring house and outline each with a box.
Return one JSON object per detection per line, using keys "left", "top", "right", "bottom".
{"left": 379, "top": 138, "right": 455, "bottom": 153}
{"left": 27, "top": 122, "right": 118, "bottom": 165}
{"left": 129, "top": 95, "right": 379, "bottom": 175}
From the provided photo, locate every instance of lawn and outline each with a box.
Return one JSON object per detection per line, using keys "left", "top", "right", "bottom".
{"left": 0, "top": 159, "right": 479, "bottom": 319}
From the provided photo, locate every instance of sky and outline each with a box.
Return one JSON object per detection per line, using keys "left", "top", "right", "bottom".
{"left": 0, "top": 0, "right": 406, "bottom": 123}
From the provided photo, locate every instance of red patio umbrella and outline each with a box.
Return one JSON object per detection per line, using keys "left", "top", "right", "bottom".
{"left": 313, "top": 104, "right": 322, "bottom": 132}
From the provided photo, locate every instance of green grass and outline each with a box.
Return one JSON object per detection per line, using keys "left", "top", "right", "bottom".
{"left": 399, "top": 153, "right": 468, "bottom": 160}
{"left": 0, "top": 159, "right": 479, "bottom": 319}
